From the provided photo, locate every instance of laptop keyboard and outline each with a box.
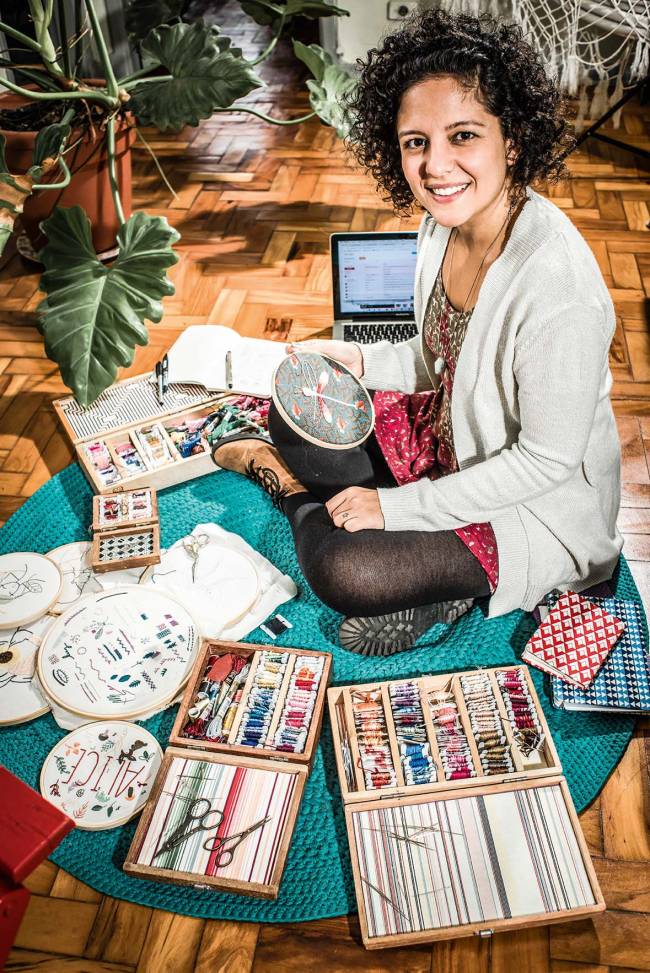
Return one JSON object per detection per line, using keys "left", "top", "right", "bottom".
{"left": 341, "top": 321, "right": 419, "bottom": 344}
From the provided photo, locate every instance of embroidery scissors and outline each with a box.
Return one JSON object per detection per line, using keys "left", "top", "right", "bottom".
{"left": 153, "top": 797, "right": 222, "bottom": 859}
{"left": 152, "top": 796, "right": 270, "bottom": 867}
{"left": 203, "top": 815, "right": 271, "bottom": 867}
{"left": 182, "top": 532, "right": 209, "bottom": 582}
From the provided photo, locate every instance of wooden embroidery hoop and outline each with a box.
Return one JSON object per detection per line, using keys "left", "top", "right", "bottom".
{"left": 0, "top": 552, "right": 63, "bottom": 629}
{"left": 37, "top": 585, "right": 202, "bottom": 721}
{"left": 39, "top": 720, "right": 163, "bottom": 830}
{"left": 0, "top": 615, "right": 55, "bottom": 725}
{"left": 140, "top": 539, "right": 261, "bottom": 636}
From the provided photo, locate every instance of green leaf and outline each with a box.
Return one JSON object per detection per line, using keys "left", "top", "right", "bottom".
{"left": 284, "top": 0, "right": 349, "bottom": 17}
{"left": 292, "top": 39, "right": 333, "bottom": 83}
{"left": 239, "top": 0, "right": 348, "bottom": 28}
{"left": 130, "top": 22, "right": 263, "bottom": 132}
{"left": 38, "top": 206, "right": 179, "bottom": 406}
{"left": 306, "top": 62, "right": 356, "bottom": 138}
{"left": 125, "top": 0, "right": 184, "bottom": 41}
{"left": 32, "top": 121, "right": 71, "bottom": 167}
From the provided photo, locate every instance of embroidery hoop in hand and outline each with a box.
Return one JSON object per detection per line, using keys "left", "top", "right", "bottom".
{"left": 272, "top": 352, "right": 374, "bottom": 450}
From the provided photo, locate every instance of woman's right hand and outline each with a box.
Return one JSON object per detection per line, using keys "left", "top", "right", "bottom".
{"left": 285, "top": 339, "right": 364, "bottom": 378}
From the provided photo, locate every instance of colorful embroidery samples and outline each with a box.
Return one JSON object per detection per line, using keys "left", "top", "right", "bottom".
{"left": 180, "top": 649, "right": 325, "bottom": 755}
{"left": 132, "top": 754, "right": 298, "bottom": 886}
{"left": 37, "top": 588, "right": 199, "bottom": 720}
{"left": 335, "top": 668, "right": 551, "bottom": 795}
{"left": 352, "top": 783, "right": 596, "bottom": 939}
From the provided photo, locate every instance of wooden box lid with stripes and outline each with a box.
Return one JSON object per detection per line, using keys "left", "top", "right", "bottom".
{"left": 54, "top": 372, "right": 231, "bottom": 495}
{"left": 328, "top": 665, "right": 605, "bottom": 949}
{"left": 123, "top": 641, "right": 331, "bottom": 899}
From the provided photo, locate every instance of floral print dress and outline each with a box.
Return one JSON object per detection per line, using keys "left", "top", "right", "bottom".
{"left": 373, "top": 269, "right": 499, "bottom": 592}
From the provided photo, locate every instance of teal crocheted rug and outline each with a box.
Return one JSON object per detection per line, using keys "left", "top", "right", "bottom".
{"left": 0, "top": 464, "right": 638, "bottom": 922}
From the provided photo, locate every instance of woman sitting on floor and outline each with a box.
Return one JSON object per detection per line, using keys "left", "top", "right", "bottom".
{"left": 212, "top": 7, "right": 622, "bottom": 656}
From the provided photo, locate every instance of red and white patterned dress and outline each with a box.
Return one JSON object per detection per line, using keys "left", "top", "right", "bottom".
{"left": 373, "top": 270, "right": 499, "bottom": 593}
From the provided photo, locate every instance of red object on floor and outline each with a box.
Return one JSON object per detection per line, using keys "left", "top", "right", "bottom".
{"left": 0, "top": 765, "right": 74, "bottom": 884}
{"left": 0, "top": 875, "right": 30, "bottom": 970}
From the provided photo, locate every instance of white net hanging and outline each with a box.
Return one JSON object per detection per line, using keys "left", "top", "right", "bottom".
{"left": 440, "top": 0, "right": 649, "bottom": 128}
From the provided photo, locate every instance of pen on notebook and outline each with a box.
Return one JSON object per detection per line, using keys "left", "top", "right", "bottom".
{"left": 225, "top": 350, "right": 233, "bottom": 390}
{"left": 155, "top": 360, "right": 164, "bottom": 406}
{"left": 161, "top": 353, "right": 169, "bottom": 395}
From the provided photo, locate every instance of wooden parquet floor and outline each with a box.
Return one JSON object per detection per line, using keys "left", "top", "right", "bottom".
{"left": 4, "top": 4, "right": 650, "bottom": 971}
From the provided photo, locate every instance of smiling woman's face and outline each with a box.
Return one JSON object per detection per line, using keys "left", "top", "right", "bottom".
{"left": 397, "top": 75, "right": 513, "bottom": 230}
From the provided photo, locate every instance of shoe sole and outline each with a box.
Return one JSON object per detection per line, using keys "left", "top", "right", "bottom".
{"left": 338, "top": 600, "right": 473, "bottom": 656}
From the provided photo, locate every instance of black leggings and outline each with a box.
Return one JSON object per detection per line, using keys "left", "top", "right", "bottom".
{"left": 268, "top": 401, "right": 491, "bottom": 617}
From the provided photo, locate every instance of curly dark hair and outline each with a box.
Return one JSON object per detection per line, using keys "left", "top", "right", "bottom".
{"left": 345, "top": 7, "right": 573, "bottom": 214}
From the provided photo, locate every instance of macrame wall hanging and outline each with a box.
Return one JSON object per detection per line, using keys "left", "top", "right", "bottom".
{"left": 440, "top": 0, "right": 649, "bottom": 129}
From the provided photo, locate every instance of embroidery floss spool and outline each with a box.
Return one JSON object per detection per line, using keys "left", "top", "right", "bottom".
{"left": 496, "top": 668, "right": 544, "bottom": 757}
{"left": 235, "top": 651, "right": 288, "bottom": 748}
{"left": 273, "top": 655, "right": 324, "bottom": 753}
{"left": 460, "top": 673, "right": 514, "bottom": 776}
{"left": 428, "top": 689, "right": 475, "bottom": 781}
{"left": 352, "top": 689, "right": 397, "bottom": 790}
{"left": 389, "top": 681, "right": 436, "bottom": 785}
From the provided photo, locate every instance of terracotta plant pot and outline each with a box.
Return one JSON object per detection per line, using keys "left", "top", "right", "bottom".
{"left": 0, "top": 86, "right": 135, "bottom": 255}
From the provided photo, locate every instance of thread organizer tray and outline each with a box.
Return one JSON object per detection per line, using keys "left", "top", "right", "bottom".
{"left": 54, "top": 373, "right": 232, "bottom": 494}
{"left": 328, "top": 665, "right": 604, "bottom": 949}
{"left": 169, "top": 639, "right": 332, "bottom": 768}
{"left": 124, "top": 640, "right": 332, "bottom": 898}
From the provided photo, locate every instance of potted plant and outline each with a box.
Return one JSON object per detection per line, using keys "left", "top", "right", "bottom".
{"left": 0, "top": 0, "right": 356, "bottom": 406}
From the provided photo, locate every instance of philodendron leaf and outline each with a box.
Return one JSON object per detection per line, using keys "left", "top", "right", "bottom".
{"left": 124, "top": 0, "right": 184, "bottom": 41}
{"left": 293, "top": 41, "right": 356, "bottom": 137}
{"left": 0, "top": 122, "right": 69, "bottom": 255}
{"left": 239, "top": 0, "right": 348, "bottom": 28}
{"left": 38, "top": 206, "right": 179, "bottom": 406}
{"left": 130, "top": 21, "right": 263, "bottom": 131}
{"left": 308, "top": 66, "right": 356, "bottom": 137}
{"left": 31, "top": 121, "right": 71, "bottom": 169}
{"left": 292, "top": 39, "right": 333, "bottom": 83}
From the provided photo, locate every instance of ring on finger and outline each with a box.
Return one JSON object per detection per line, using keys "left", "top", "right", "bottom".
{"left": 341, "top": 511, "right": 349, "bottom": 522}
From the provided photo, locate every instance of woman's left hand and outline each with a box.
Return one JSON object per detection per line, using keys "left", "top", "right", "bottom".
{"left": 326, "top": 487, "right": 385, "bottom": 532}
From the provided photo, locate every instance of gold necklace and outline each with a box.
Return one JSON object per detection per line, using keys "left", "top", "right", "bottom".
{"left": 446, "top": 206, "right": 514, "bottom": 313}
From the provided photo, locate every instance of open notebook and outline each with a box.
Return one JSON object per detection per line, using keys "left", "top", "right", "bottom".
{"left": 165, "top": 325, "right": 288, "bottom": 397}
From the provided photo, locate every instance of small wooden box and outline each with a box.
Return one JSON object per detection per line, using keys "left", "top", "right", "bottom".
{"left": 54, "top": 373, "right": 232, "bottom": 494}
{"left": 328, "top": 665, "right": 605, "bottom": 949}
{"left": 124, "top": 641, "right": 331, "bottom": 898}
{"left": 169, "top": 639, "right": 332, "bottom": 767}
{"left": 91, "top": 488, "right": 161, "bottom": 573}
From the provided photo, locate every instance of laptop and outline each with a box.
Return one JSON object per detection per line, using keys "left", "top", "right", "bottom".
{"left": 331, "top": 231, "right": 419, "bottom": 344}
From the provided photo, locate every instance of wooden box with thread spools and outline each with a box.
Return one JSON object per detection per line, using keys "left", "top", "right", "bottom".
{"left": 123, "top": 639, "right": 331, "bottom": 899}
{"left": 328, "top": 664, "right": 604, "bottom": 949}
{"left": 53, "top": 372, "right": 236, "bottom": 494}
{"left": 90, "top": 488, "right": 161, "bottom": 573}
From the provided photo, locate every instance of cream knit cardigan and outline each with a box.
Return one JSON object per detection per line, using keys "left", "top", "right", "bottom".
{"left": 361, "top": 188, "right": 623, "bottom": 617}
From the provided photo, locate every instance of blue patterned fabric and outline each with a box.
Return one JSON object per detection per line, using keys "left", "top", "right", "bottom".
{"left": 552, "top": 598, "right": 650, "bottom": 713}
{"left": 0, "top": 463, "right": 638, "bottom": 921}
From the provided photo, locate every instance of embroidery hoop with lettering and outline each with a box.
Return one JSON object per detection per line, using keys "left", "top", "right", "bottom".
{"left": 0, "top": 551, "right": 62, "bottom": 629}
{"left": 37, "top": 586, "right": 201, "bottom": 721}
{"left": 40, "top": 721, "right": 163, "bottom": 830}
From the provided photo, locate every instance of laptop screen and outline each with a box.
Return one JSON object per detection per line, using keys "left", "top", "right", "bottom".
{"left": 331, "top": 232, "right": 418, "bottom": 320}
